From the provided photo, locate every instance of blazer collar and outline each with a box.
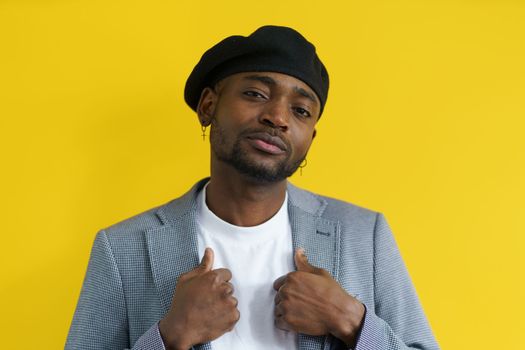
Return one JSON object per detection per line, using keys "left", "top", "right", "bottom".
{"left": 154, "top": 178, "right": 328, "bottom": 224}
{"left": 146, "top": 178, "right": 340, "bottom": 350}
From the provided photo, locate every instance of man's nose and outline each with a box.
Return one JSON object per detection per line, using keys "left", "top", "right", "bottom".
{"left": 260, "top": 99, "right": 289, "bottom": 131}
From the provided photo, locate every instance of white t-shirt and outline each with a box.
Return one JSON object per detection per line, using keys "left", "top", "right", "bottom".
{"left": 196, "top": 184, "right": 297, "bottom": 350}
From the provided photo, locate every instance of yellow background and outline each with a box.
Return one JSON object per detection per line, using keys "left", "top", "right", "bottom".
{"left": 1, "top": 0, "right": 524, "bottom": 349}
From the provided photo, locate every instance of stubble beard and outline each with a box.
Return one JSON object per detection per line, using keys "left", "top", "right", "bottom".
{"left": 210, "top": 120, "right": 305, "bottom": 183}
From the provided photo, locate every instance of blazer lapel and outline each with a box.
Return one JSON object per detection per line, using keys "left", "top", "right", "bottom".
{"left": 288, "top": 182, "right": 341, "bottom": 350}
{"left": 145, "top": 219, "right": 200, "bottom": 314}
{"left": 145, "top": 179, "right": 212, "bottom": 350}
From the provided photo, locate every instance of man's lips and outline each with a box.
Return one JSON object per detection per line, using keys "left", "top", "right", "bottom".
{"left": 246, "top": 132, "right": 288, "bottom": 155}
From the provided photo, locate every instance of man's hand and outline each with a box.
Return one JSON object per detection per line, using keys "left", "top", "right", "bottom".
{"left": 273, "top": 248, "right": 365, "bottom": 348}
{"left": 159, "top": 248, "right": 239, "bottom": 350}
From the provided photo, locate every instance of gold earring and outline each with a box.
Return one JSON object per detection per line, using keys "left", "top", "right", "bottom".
{"left": 299, "top": 158, "right": 307, "bottom": 176}
{"left": 201, "top": 125, "right": 207, "bottom": 141}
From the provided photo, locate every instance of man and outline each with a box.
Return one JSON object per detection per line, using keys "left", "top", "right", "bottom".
{"left": 66, "top": 26, "right": 439, "bottom": 350}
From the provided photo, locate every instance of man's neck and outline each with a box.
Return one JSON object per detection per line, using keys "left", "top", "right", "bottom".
{"left": 205, "top": 170, "right": 287, "bottom": 227}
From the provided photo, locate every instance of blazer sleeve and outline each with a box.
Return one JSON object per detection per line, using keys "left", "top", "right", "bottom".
{"left": 65, "top": 231, "right": 166, "bottom": 350}
{"left": 353, "top": 213, "right": 440, "bottom": 350}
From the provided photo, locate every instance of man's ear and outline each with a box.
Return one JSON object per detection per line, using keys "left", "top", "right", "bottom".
{"left": 196, "top": 87, "right": 217, "bottom": 126}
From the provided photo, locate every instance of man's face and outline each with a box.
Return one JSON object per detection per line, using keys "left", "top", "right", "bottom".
{"left": 198, "top": 71, "right": 320, "bottom": 183}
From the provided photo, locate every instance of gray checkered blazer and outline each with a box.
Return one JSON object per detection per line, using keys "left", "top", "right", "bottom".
{"left": 66, "top": 178, "right": 439, "bottom": 350}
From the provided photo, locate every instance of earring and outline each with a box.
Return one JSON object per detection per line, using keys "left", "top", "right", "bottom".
{"left": 201, "top": 125, "right": 207, "bottom": 141}
{"left": 299, "top": 158, "right": 307, "bottom": 176}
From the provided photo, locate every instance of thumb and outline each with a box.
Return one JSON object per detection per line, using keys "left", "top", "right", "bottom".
{"left": 294, "top": 248, "right": 316, "bottom": 273}
{"left": 199, "top": 247, "right": 214, "bottom": 272}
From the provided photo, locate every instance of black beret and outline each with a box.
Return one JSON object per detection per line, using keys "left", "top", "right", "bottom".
{"left": 184, "top": 25, "right": 329, "bottom": 117}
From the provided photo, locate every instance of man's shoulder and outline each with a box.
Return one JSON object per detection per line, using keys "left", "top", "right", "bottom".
{"left": 288, "top": 184, "right": 380, "bottom": 226}
{"left": 101, "top": 204, "right": 165, "bottom": 238}
{"left": 321, "top": 193, "right": 377, "bottom": 217}
{"left": 100, "top": 180, "right": 205, "bottom": 239}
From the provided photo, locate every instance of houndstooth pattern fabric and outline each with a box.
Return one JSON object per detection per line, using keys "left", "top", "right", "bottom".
{"left": 65, "top": 178, "right": 439, "bottom": 350}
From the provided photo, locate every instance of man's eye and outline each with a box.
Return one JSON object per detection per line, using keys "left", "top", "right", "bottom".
{"left": 294, "top": 107, "right": 311, "bottom": 118}
{"left": 243, "top": 90, "right": 266, "bottom": 99}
